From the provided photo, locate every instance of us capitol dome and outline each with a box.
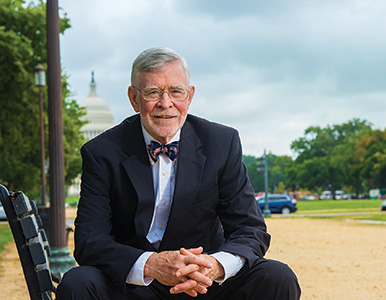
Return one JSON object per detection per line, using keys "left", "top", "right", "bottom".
{"left": 80, "top": 72, "right": 114, "bottom": 139}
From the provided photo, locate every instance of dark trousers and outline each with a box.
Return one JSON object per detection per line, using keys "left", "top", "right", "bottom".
{"left": 57, "top": 258, "right": 301, "bottom": 300}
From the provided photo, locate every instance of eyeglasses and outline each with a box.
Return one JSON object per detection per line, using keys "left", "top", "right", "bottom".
{"left": 133, "top": 85, "right": 190, "bottom": 102}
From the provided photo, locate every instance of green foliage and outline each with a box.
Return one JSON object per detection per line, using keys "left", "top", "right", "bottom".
{"left": 62, "top": 76, "right": 87, "bottom": 185}
{"left": 0, "top": 1, "right": 85, "bottom": 198}
{"left": 356, "top": 129, "right": 386, "bottom": 190}
{"left": 276, "top": 181, "right": 285, "bottom": 194}
{"left": 243, "top": 118, "right": 386, "bottom": 197}
{"left": 242, "top": 155, "right": 257, "bottom": 167}
{"left": 269, "top": 155, "right": 292, "bottom": 192}
{"left": 0, "top": 21, "right": 40, "bottom": 194}
{"left": 245, "top": 159, "right": 264, "bottom": 192}
{"left": 243, "top": 153, "right": 292, "bottom": 193}
{"left": 288, "top": 119, "right": 372, "bottom": 197}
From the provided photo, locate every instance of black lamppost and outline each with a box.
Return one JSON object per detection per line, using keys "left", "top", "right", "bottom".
{"left": 257, "top": 150, "right": 271, "bottom": 218}
{"left": 46, "top": 0, "right": 76, "bottom": 277}
{"left": 34, "top": 64, "right": 47, "bottom": 207}
{"left": 262, "top": 149, "right": 271, "bottom": 218}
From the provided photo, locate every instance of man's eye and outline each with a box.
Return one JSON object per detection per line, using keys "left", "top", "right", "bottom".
{"left": 146, "top": 90, "right": 161, "bottom": 95}
{"left": 170, "top": 89, "right": 184, "bottom": 95}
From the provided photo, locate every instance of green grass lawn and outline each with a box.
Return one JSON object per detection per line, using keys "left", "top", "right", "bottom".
{"left": 66, "top": 195, "right": 79, "bottom": 206}
{"left": 295, "top": 199, "right": 386, "bottom": 222}
{"left": 349, "top": 214, "right": 386, "bottom": 222}
{"left": 0, "top": 225, "right": 13, "bottom": 258}
{"left": 297, "top": 199, "right": 381, "bottom": 211}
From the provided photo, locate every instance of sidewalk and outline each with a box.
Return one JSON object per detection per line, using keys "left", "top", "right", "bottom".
{"left": 0, "top": 207, "right": 77, "bottom": 299}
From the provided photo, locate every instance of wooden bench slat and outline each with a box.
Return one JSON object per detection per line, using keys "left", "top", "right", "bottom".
{"left": 20, "top": 214, "right": 40, "bottom": 240}
{"left": 0, "top": 184, "right": 56, "bottom": 300}
{"left": 11, "top": 192, "right": 33, "bottom": 216}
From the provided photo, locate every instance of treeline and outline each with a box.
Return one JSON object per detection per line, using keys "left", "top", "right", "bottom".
{"left": 0, "top": 1, "right": 86, "bottom": 199}
{"left": 243, "top": 119, "right": 386, "bottom": 198}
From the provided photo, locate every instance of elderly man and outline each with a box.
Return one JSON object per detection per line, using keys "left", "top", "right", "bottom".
{"left": 57, "top": 47, "right": 300, "bottom": 299}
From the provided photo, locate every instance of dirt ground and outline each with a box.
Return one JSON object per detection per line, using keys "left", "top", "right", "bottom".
{"left": 0, "top": 208, "right": 385, "bottom": 299}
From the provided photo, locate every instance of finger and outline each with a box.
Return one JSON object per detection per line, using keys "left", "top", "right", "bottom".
{"left": 170, "top": 279, "right": 198, "bottom": 294}
{"left": 184, "top": 255, "right": 213, "bottom": 268}
{"left": 182, "top": 246, "right": 203, "bottom": 255}
{"left": 170, "top": 287, "right": 198, "bottom": 297}
{"left": 195, "top": 283, "right": 209, "bottom": 295}
{"left": 170, "top": 286, "right": 197, "bottom": 297}
{"left": 180, "top": 247, "right": 194, "bottom": 256}
{"left": 176, "top": 264, "right": 200, "bottom": 277}
{"left": 170, "top": 280, "right": 208, "bottom": 296}
{"left": 186, "top": 271, "right": 212, "bottom": 287}
{"left": 171, "top": 282, "right": 208, "bottom": 296}
{"left": 186, "top": 290, "right": 198, "bottom": 297}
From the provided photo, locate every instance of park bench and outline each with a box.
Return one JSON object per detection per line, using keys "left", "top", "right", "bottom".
{"left": 0, "top": 184, "right": 58, "bottom": 300}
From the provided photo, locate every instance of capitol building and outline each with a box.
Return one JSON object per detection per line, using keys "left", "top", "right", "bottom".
{"left": 67, "top": 73, "right": 114, "bottom": 196}
{"left": 80, "top": 72, "right": 114, "bottom": 139}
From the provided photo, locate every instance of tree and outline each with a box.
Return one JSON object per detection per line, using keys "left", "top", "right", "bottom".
{"left": 243, "top": 153, "right": 292, "bottom": 194}
{"left": 0, "top": 0, "right": 86, "bottom": 199}
{"left": 289, "top": 119, "right": 371, "bottom": 198}
{"left": 62, "top": 76, "right": 87, "bottom": 186}
{"left": 269, "top": 154, "right": 292, "bottom": 192}
{"left": 356, "top": 129, "right": 386, "bottom": 190}
{"left": 244, "top": 155, "right": 264, "bottom": 193}
{"left": 275, "top": 181, "right": 285, "bottom": 194}
{"left": 333, "top": 121, "right": 372, "bottom": 196}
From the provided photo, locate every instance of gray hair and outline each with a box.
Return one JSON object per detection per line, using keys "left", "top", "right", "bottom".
{"left": 130, "top": 47, "right": 191, "bottom": 86}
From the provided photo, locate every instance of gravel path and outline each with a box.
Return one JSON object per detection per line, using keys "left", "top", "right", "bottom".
{"left": 1, "top": 212, "right": 385, "bottom": 299}
{"left": 265, "top": 218, "right": 386, "bottom": 299}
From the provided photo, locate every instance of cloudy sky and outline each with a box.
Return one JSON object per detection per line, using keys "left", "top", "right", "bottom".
{"left": 59, "top": 0, "right": 386, "bottom": 157}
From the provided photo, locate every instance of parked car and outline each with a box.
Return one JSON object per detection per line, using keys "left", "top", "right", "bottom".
{"left": 321, "top": 190, "right": 348, "bottom": 200}
{"left": 335, "top": 190, "right": 348, "bottom": 200}
{"left": 320, "top": 191, "right": 331, "bottom": 199}
{"left": 256, "top": 194, "right": 297, "bottom": 214}
{"left": 381, "top": 200, "right": 386, "bottom": 211}
{"left": 0, "top": 203, "right": 7, "bottom": 221}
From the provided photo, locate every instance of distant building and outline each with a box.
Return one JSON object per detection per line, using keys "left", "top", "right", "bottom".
{"left": 68, "top": 73, "right": 114, "bottom": 197}
{"left": 80, "top": 72, "right": 114, "bottom": 139}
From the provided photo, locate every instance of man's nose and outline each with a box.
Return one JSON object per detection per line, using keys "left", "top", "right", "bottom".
{"left": 157, "top": 91, "right": 173, "bottom": 108}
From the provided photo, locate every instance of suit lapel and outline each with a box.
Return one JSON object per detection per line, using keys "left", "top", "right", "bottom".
{"left": 121, "top": 117, "right": 155, "bottom": 249}
{"left": 160, "top": 120, "right": 206, "bottom": 250}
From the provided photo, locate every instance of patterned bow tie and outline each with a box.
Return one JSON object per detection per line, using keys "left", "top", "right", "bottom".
{"left": 148, "top": 141, "right": 179, "bottom": 162}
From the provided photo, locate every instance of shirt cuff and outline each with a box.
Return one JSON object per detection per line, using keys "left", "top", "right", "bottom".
{"left": 210, "top": 252, "right": 246, "bottom": 284}
{"left": 126, "top": 251, "right": 155, "bottom": 286}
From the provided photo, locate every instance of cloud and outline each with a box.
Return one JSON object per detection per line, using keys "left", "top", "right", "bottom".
{"left": 59, "top": 0, "right": 386, "bottom": 156}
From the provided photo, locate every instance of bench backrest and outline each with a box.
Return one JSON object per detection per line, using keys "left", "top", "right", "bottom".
{"left": 0, "top": 184, "right": 55, "bottom": 300}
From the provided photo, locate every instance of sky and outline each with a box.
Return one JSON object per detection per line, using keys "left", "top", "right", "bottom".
{"left": 58, "top": 0, "right": 386, "bottom": 157}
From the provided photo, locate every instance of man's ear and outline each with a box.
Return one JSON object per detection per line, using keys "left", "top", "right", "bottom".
{"left": 186, "top": 85, "right": 195, "bottom": 106}
{"left": 128, "top": 86, "right": 140, "bottom": 112}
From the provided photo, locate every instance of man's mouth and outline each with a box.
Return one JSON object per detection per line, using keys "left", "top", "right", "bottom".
{"left": 155, "top": 115, "right": 175, "bottom": 119}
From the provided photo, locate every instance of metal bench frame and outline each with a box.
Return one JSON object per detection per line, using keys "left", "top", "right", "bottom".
{"left": 0, "top": 184, "right": 57, "bottom": 300}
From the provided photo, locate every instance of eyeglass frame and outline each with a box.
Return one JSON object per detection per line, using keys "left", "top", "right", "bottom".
{"left": 132, "top": 85, "right": 191, "bottom": 102}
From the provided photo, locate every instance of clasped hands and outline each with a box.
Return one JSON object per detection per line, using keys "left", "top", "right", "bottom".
{"left": 144, "top": 246, "right": 224, "bottom": 297}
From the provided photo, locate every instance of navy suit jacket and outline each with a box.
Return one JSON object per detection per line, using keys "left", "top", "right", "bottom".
{"left": 74, "top": 114, "right": 271, "bottom": 291}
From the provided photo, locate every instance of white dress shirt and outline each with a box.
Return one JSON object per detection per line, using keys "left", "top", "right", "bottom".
{"left": 127, "top": 125, "right": 245, "bottom": 285}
